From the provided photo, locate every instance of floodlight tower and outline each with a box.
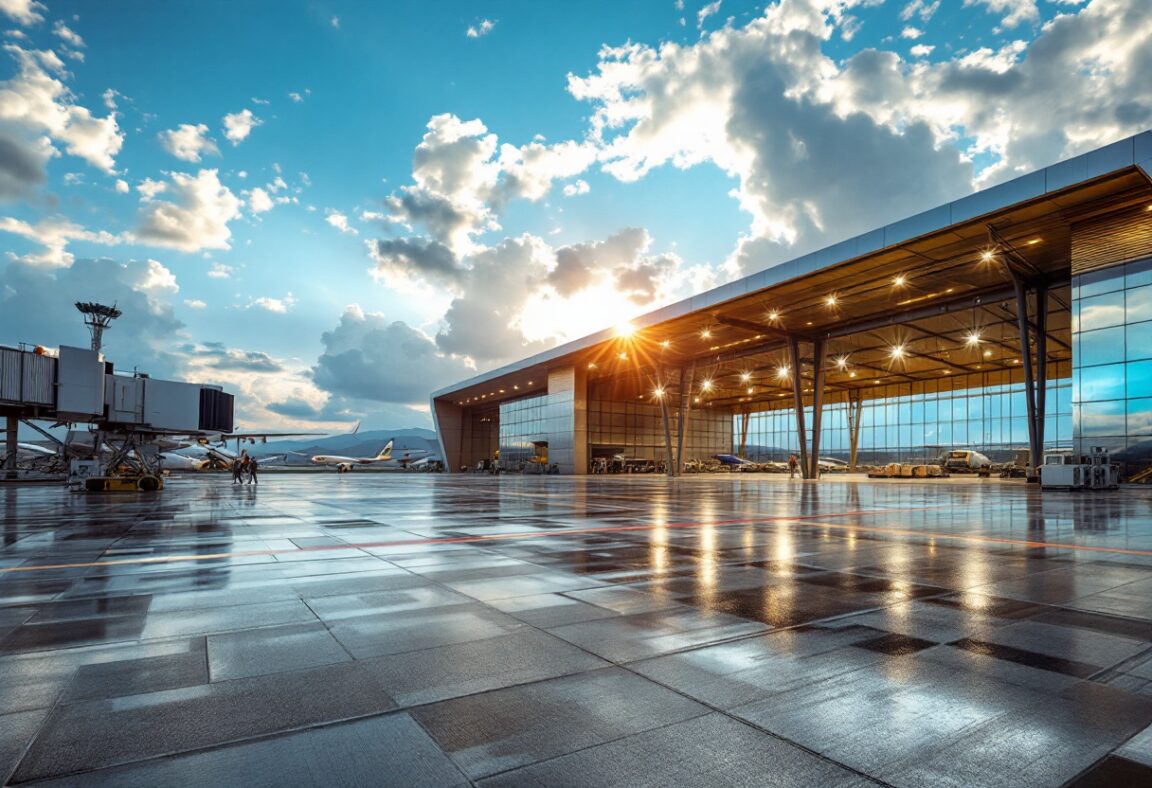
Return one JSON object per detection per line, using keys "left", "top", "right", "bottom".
{"left": 75, "top": 302, "right": 122, "bottom": 353}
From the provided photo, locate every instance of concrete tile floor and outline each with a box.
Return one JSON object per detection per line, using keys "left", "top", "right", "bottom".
{"left": 1, "top": 473, "right": 1151, "bottom": 786}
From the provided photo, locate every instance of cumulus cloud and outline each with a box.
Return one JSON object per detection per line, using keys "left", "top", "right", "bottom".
{"left": 158, "top": 123, "right": 219, "bottom": 162}
{"left": 184, "top": 341, "right": 283, "bottom": 371}
{"left": 0, "top": 130, "right": 50, "bottom": 200}
{"left": 0, "top": 44, "right": 123, "bottom": 173}
{"left": 563, "top": 179, "right": 590, "bottom": 197}
{"left": 910, "top": 43, "right": 935, "bottom": 57}
{"left": 0, "top": 0, "right": 45, "bottom": 26}
{"left": 222, "top": 108, "right": 261, "bottom": 146}
{"left": 466, "top": 19, "right": 495, "bottom": 38}
{"left": 206, "top": 261, "right": 233, "bottom": 279}
{"left": 184, "top": 298, "right": 206, "bottom": 309}
{"left": 965, "top": 0, "right": 1039, "bottom": 28}
{"left": 135, "top": 169, "right": 243, "bottom": 252}
{"left": 325, "top": 210, "right": 357, "bottom": 234}
{"left": 901, "top": 0, "right": 942, "bottom": 22}
{"left": 0, "top": 214, "right": 122, "bottom": 267}
{"left": 0, "top": 256, "right": 184, "bottom": 375}
{"left": 248, "top": 293, "right": 296, "bottom": 313}
{"left": 313, "top": 305, "right": 474, "bottom": 404}
{"left": 248, "top": 186, "right": 273, "bottom": 214}
{"left": 52, "top": 21, "right": 83, "bottom": 48}
{"left": 698, "top": 0, "right": 723, "bottom": 29}
{"left": 114, "top": 178, "right": 129, "bottom": 193}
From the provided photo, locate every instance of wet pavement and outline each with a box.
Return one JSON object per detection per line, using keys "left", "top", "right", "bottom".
{"left": 1, "top": 473, "right": 1151, "bottom": 786}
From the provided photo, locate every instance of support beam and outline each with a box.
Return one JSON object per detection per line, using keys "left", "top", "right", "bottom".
{"left": 659, "top": 367, "right": 675, "bottom": 478}
{"left": 4, "top": 413, "right": 16, "bottom": 480}
{"left": 847, "top": 390, "right": 864, "bottom": 471}
{"left": 809, "top": 337, "right": 827, "bottom": 480}
{"left": 738, "top": 410, "right": 751, "bottom": 457}
{"left": 675, "top": 363, "right": 695, "bottom": 476}
{"left": 1011, "top": 273, "right": 1041, "bottom": 478}
{"left": 1035, "top": 282, "right": 1049, "bottom": 461}
{"left": 788, "top": 336, "right": 809, "bottom": 479}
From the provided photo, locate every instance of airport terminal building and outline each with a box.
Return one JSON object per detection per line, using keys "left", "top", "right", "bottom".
{"left": 432, "top": 132, "right": 1152, "bottom": 478}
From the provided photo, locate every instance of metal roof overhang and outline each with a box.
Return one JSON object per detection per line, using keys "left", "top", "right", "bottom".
{"left": 434, "top": 132, "right": 1152, "bottom": 411}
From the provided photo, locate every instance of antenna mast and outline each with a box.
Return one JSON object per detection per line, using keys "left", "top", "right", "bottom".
{"left": 75, "top": 302, "right": 122, "bottom": 353}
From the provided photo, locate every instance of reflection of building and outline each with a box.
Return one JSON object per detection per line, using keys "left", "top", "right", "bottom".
{"left": 433, "top": 132, "right": 1152, "bottom": 478}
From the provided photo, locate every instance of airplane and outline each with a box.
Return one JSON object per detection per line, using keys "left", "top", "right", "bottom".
{"left": 712, "top": 454, "right": 779, "bottom": 472}
{"left": 938, "top": 449, "right": 995, "bottom": 471}
{"left": 311, "top": 440, "right": 434, "bottom": 472}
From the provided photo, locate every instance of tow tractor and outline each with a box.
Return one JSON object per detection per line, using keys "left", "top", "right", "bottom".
{"left": 70, "top": 431, "right": 165, "bottom": 492}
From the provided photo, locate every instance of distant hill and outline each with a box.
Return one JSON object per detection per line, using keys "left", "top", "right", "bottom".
{"left": 262, "top": 427, "right": 439, "bottom": 457}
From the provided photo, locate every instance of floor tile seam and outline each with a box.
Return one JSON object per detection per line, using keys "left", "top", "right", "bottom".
{"left": 5, "top": 665, "right": 74, "bottom": 787}
{"left": 608, "top": 661, "right": 894, "bottom": 787}
{"left": 297, "top": 596, "right": 369, "bottom": 664}
{"left": 1087, "top": 643, "right": 1152, "bottom": 683}
{"left": 459, "top": 705, "right": 719, "bottom": 784}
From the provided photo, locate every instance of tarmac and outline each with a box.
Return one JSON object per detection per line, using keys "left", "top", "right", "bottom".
{"left": 1, "top": 473, "right": 1151, "bottom": 786}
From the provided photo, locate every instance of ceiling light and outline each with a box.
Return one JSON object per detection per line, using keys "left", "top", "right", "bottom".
{"left": 983, "top": 350, "right": 992, "bottom": 358}
{"left": 893, "top": 274, "right": 906, "bottom": 286}
{"left": 980, "top": 249, "right": 996, "bottom": 263}
{"left": 513, "top": 385, "right": 519, "bottom": 390}
{"left": 694, "top": 397, "right": 701, "bottom": 403}
{"left": 528, "top": 380, "right": 533, "bottom": 385}
{"left": 943, "top": 370, "right": 951, "bottom": 375}
{"left": 964, "top": 331, "right": 981, "bottom": 346}
{"left": 653, "top": 387, "right": 665, "bottom": 398}
{"left": 701, "top": 329, "right": 712, "bottom": 339}
{"left": 825, "top": 294, "right": 838, "bottom": 307}
{"left": 746, "top": 387, "right": 753, "bottom": 395}
{"left": 835, "top": 355, "right": 848, "bottom": 369}
{"left": 849, "top": 372, "right": 857, "bottom": 378}
{"left": 660, "top": 340, "right": 671, "bottom": 349}
{"left": 776, "top": 366, "right": 790, "bottom": 379}
{"left": 874, "top": 379, "right": 881, "bottom": 385}
{"left": 701, "top": 379, "right": 713, "bottom": 390}
{"left": 889, "top": 345, "right": 906, "bottom": 359}
{"left": 618, "top": 352, "right": 628, "bottom": 361}
{"left": 767, "top": 310, "right": 780, "bottom": 321}
{"left": 740, "top": 372, "right": 751, "bottom": 382}
{"left": 1027, "top": 238, "right": 1041, "bottom": 245}
{"left": 588, "top": 362, "right": 597, "bottom": 369}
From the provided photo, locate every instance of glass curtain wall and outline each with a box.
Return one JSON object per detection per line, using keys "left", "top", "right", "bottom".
{"left": 741, "top": 378, "right": 1072, "bottom": 465}
{"left": 1072, "top": 256, "right": 1152, "bottom": 475}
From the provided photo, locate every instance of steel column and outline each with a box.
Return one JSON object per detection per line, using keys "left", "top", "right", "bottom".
{"left": 788, "top": 336, "right": 809, "bottom": 479}
{"left": 809, "top": 338, "right": 826, "bottom": 480}
{"left": 1035, "top": 283, "right": 1049, "bottom": 461}
{"left": 4, "top": 413, "right": 17, "bottom": 480}
{"left": 847, "top": 391, "right": 863, "bottom": 472}
{"left": 660, "top": 367, "right": 675, "bottom": 478}
{"left": 1012, "top": 273, "right": 1040, "bottom": 476}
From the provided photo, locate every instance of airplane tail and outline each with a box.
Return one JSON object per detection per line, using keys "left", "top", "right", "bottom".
{"left": 376, "top": 440, "right": 393, "bottom": 461}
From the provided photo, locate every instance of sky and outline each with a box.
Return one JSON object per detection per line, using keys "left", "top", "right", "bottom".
{"left": 0, "top": 0, "right": 1148, "bottom": 432}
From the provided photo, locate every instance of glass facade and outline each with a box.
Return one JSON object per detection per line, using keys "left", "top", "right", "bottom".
{"left": 498, "top": 390, "right": 576, "bottom": 472}
{"left": 1072, "top": 257, "right": 1152, "bottom": 476}
{"left": 588, "top": 391, "right": 731, "bottom": 464}
{"left": 740, "top": 377, "right": 1072, "bottom": 465}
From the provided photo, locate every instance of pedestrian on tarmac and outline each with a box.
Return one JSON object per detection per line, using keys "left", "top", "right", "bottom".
{"left": 788, "top": 454, "right": 799, "bottom": 479}
{"left": 231, "top": 457, "right": 243, "bottom": 484}
{"left": 248, "top": 455, "right": 259, "bottom": 485}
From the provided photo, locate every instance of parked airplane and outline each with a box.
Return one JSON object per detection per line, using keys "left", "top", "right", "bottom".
{"left": 311, "top": 440, "right": 433, "bottom": 472}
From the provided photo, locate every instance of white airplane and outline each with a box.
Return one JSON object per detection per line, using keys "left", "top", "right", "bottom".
{"left": 311, "top": 440, "right": 433, "bottom": 472}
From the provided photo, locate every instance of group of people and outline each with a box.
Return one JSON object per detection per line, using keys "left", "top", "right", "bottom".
{"left": 231, "top": 452, "right": 259, "bottom": 485}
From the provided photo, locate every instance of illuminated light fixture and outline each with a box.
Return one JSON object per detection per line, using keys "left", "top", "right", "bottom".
{"left": 943, "top": 370, "right": 951, "bottom": 375}
{"left": 767, "top": 309, "right": 780, "bottom": 321}
{"left": 983, "top": 350, "right": 993, "bottom": 358}
{"left": 1013, "top": 358, "right": 1021, "bottom": 364}
{"left": 740, "top": 372, "right": 751, "bottom": 382}
{"left": 653, "top": 387, "right": 665, "bottom": 398}
{"left": 499, "top": 389, "right": 505, "bottom": 393}
{"left": 893, "top": 274, "right": 906, "bottom": 287}
{"left": 618, "top": 352, "right": 628, "bottom": 361}
{"left": 874, "top": 379, "right": 881, "bottom": 385}
{"left": 825, "top": 294, "right": 838, "bottom": 307}
{"left": 889, "top": 345, "right": 907, "bottom": 360}
{"left": 701, "top": 329, "right": 712, "bottom": 339}
{"left": 747, "top": 387, "right": 753, "bottom": 395}
{"left": 615, "top": 321, "right": 635, "bottom": 338}
{"left": 701, "top": 379, "right": 713, "bottom": 391}
{"left": 980, "top": 249, "right": 997, "bottom": 263}
{"left": 1027, "top": 238, "right": 1041, "bottom": 245}
{"left": 835, "top": 355, "right": 848, "bottom": 369}
{"left": 588, "top": 362, "right": 597, "bottom": 369}
{"left": 660, "top": 339, "right": 671, "bottom": 349}
{"left": 964, "top": 331, "right": 982, "bottom": 346}
{"left": 849, "top": 372, "right": 857, "bottom": 378}
{"left": 528, "top": 380, "right": 533, "bottom": 385}
{"left": 513, "top": 385, "right": 519, "bottom": 390}
{"left": 806, "top": 321, "right": 813, "bottom": 326}
{"left": 775, "top": 365, "right": 790, "bottom": 379}
{"left": 694, "top": 397, "right": 701, "bottom": 403}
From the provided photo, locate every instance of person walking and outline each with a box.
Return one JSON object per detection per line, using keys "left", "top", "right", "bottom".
{"left": 787, "top": 454, "right": 799, "bottom": 479}
{"left": 231, "top": 457, "right": 243, "bottom": 484}
{"left": 247, "top": 455, "right": 259, "bottom": 485}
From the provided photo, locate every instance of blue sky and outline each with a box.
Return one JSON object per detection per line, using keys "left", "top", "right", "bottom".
{"left": 0, "top": 0, "right": 1147, "bottom": 430}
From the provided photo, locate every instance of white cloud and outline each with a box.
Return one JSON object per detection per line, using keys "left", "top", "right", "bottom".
{"left": 563, "top": 179, "right": 590, "bottom": 197}
{"left": 52, "top": 20, "right": 83, "bottom": 48}
{"left": 184, "top": 298, "right": 206, "bottom": 309}
{"left": 901, "top": 0, "right": 942, "bottom": 22}
{"left": 222, "top": 108, "right": 261, "bottom": 146}
{"left": 901, "top": 25, "right": 923, "bottom": 38}
{"left": 0, "top": 0, "right": 45, "bottom": 26}
{"left": 0, "top": 44, "right": 123, "bottom": 173}
{"left": 248, "top": 293, "right": 296, "bottom": 313}
{"left": 330, "top": 15, "right": 339, "bottom": 28}
{"left": 288, "top": 90, "right": 305, "bottom": 103}
{"left": 466, "top": 18, "right": 495, "bottom": 38}
{"left": 114, "top": 178, "right": 129, "bottom": 193}
{"left": 965, "top": 0, "right": 1040, "bottom": 28}
{"left": 698, "top": 0, "right": 723, "bottom": 30}
{"left": 0, "top": 215, "right": 123, "bottom": 267}
{"left": 326, "top": 210, "right": 357, "bottom": 234}
{"left": 135, "top": 169, "right": 243, "bottom": 252}
{"left": 206, "top": 261, "right": 233, "bottom": 279}
{"left": 158, "top": 122, "right": 219, "bottom": 162}
{"left": 248, "top": 186, "right": 273, "bottom": 214}
{"left": 910, "top": 43, "right": 935, "bottom": 57}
